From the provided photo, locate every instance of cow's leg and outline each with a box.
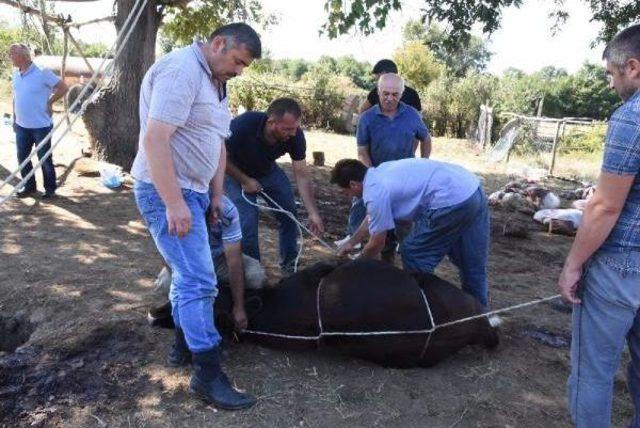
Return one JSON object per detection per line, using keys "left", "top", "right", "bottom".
{"left": 260, "top": 166, "right": 299, "bottom": 274}
{"left": 224, "top": 175, "right": 261, "bottom": 261}
{"left": 447, "top": 189, "right": 490, "bottom": 308}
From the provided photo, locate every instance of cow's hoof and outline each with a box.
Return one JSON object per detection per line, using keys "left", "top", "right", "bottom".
{"left": 147, "top": 301, "right": 174, "bottom": 329}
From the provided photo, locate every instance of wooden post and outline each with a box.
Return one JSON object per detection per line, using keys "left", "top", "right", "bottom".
{"left": 548, "top": 120, "right": 563, "bottom": 175}
{"left": 312, "top": 151, "right": 325, "bottom": 166}
{"left": 67, "top": 31, "right": 95, "bottom": 75}
{"left": 537, "top": 95, "right": 545, "bottom": 117}
{"left": 484, "top": 104, "right": 493, "bottom": 150}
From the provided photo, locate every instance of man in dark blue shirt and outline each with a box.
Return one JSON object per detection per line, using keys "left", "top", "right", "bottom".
{"left": 225, "top": 97, "right": 324, "bottom": 273}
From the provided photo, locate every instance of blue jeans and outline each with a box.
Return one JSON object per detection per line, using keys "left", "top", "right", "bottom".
{"left": 134, "top": 181, "right": 221, "bottom": 353}
{"left": 15, "top": 124, "right": 57, "bottom": 193}
{"left": 568, "top": 250, "right": 640, "bottom": 428}
{"left": 225, "top": 165, "right": 299, "bottom": 272}
{"left": 400, "top": 187, "right": 490, "bottom": 307}
{"left": 347, "top": 197, "right": 367, "bottom": 236}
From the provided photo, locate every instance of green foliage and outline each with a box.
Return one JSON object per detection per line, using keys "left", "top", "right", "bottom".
{"left": 403, "top": 21, "right": 492, "bottom": 77}
{"left": 72, "top": 42, "right": 110, "bottom": 58}
{"left": 323, "top": 0, "right": 521, "bottom": 47}
{"left": 423, "top": 73, "right": 498, "bottom": 137}
{"left": 228, "top": 69, "right": 359, "bottom": 130}
{"left": 491, "top": 62, "right": 620, "bottom": 121}
{"left": 0, "top": 25, "right": 24, "bottom": 77}
{"left": 560, "top": 124, "right": 607, "bottom": 154}
{"left": 273, "top": 58, "right": 310, "bottom": 81}
{"left": 299, "top": 67, "right": 349, "bottom": 129}
{"left": 159, "top": 0, "right": 276, "bottom": 52}
{"left": 323, "top": 0, "right": 640, "bottom": 47}
{"left": 494, "top": 68, "right": 545, "bottom": 116}
{"left": 393, "top": 41, "right": 443, "bottom": 93}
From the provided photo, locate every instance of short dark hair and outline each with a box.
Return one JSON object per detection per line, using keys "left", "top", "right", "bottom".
{"left": 331, "top": 159, "right": 367, "bottom": 188}
{"left": 372, "top": 59, "right": 398, "bottom": 74}
{"left": 603, "top": 24, "right": 640, "bottom": 68}
{"left": 267, "top": 97, "right": 302, "bottom": 119}
{"left": 209, "top": 22, "right": 262, "bottom": 59}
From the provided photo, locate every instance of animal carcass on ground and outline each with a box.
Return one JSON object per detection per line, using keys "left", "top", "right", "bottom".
{"left": 150, "top": 259, "right": 499, "bottom": 368}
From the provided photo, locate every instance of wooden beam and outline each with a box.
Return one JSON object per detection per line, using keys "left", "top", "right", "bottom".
{"left": 66, "top": 31, "right": 95, "bottom": 75}
{"left": 64, "top": 15, "right": 115, "bottom": 28}
{"left": 0, "top": 0, "right": 67, "bottom": 25}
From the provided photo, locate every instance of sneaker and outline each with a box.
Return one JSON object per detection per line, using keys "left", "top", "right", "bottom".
{"left": 41, "top": 191, "right": 56, "bottom": 199}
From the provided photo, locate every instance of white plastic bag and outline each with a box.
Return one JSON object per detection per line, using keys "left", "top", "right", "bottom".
{"left": 99, "top": 163, "right": 124, "bottom": 189}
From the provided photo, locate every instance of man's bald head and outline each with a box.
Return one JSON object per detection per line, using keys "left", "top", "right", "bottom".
{"left": 377, "top": 73, "right": 405, "bottom": 113}
{"left": 378, "top": 73, "right": 404, "bottom": 94}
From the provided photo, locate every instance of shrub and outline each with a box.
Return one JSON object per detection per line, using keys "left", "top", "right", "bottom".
{"left": 228, "top": 69, "right": 362, "bottom": 131}
{"left": 560, "top": 124, "right": 606, "bottom": 154}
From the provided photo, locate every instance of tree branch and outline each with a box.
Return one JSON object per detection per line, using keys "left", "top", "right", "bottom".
{"left": 0, "top": 0, "right": 67, "bottom": 25}
{"left": 65, "top": 15, "right": 115, "bottom": 28}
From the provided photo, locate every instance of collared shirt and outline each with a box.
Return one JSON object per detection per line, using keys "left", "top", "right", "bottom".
{"left": 226, "top": 111, "right": 306, "bottom": 178}
{"left": 12, "top": 63, "right": 60, "bottom": 129}
{"left": 357, "top": 102, "right": 430, "bottom": 167}
{"left": 208, "top": 195, "right": 242, "bottom": 259}
{"left": 363, "top": 158, "right": 480, "bottom": 235}
{"left": 132, "top": 42, "right": 231, "bottom": 193}
{"left": 601, "top": 89, "right": 640, "bottom": 252}
{"left": 367, "top": 85, "right": 422, "bottom": 112}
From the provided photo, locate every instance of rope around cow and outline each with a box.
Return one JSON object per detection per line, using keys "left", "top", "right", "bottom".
{"left": 239, "top": 188, "right": 562, "bottom": 348}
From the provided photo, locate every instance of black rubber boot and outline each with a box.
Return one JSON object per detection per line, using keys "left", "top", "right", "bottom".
{"left": 167, "top": 328, "right": 192, "bottom": 367}
{"left": 190, "top": 348, "right": 256, "bottom": 410}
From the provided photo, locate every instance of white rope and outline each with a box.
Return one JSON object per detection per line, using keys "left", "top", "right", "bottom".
{"left": 433, "top": 294, "right": 561, "bottom": 330}
{"left": 0, "top": 0, "right": 149, "bottom": 205}
{"left": 417, "top": 287, "right": 434, "bottom": 360}
{"left": 240, "top": 189, "right": 304, "bottom": 272}
{"left": 240, "top": 189, "right": 334, "bottom": 272}
{"left": 257, "top": 189, "right": 335, "bottom": 250}
{"left": 242, "top": 293, "right": 562, "bottom": 344}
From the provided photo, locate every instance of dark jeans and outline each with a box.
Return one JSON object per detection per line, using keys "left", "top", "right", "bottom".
{"left": 224, "top": 165, "right": 299, "bottom": 272}
{"left": 15, "top": 125, "right": 57, "bottom": 193}
{"left": 401, "top": 187, "right": 490, "bottom": 308}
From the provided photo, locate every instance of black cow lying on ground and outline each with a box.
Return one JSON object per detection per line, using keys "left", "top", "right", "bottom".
{"left": 149, "top": 259, "right": 499, "bottom": 368}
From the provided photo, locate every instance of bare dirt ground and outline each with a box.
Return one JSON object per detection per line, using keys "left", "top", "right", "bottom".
{"left": 0, "top": 123, "right": 633, "bottom": 427}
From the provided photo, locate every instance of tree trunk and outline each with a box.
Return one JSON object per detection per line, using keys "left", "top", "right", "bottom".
{"left": 82, "top": 0, "right": 161, "bottom": 171}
